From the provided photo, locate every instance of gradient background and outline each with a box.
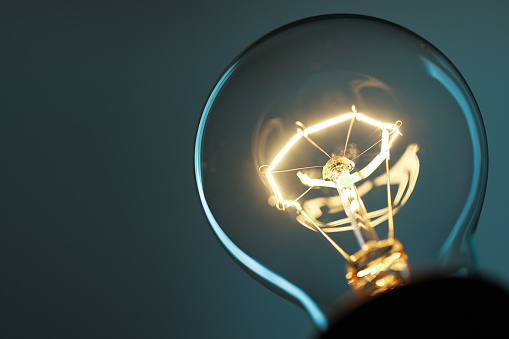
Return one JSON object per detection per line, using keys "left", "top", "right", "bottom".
{"left": 2, "top": 1, "right": 508, "bottom": 338}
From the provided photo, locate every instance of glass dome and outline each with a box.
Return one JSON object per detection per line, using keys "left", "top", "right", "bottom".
{"left": 195, "top": 15, "right": 487, "bottom": 329}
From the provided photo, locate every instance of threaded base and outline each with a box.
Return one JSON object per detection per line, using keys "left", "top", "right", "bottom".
{"left": 346, "top": 238, "right": 410, "bottom": 298}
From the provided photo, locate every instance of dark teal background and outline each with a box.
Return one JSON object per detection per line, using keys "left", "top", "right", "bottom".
{"left": 2, "top": 1, "right": 508, "bottom": 338}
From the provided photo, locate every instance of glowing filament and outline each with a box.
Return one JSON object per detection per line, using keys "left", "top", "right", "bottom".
{"left": 264, "top": 108, "right": 401, "bottom": 217}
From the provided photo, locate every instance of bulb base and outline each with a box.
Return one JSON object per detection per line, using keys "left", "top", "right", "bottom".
{"left": 346, "top": 238, "right": 410, "bottom": 298}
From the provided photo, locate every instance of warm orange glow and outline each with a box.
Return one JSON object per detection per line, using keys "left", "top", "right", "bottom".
{"left": 263, "top": 108, "right": 401, "bottom": 216}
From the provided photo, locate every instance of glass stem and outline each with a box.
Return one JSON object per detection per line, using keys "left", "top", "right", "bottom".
{"left": 334, "top": 173, "right": 378, "bottom": 249}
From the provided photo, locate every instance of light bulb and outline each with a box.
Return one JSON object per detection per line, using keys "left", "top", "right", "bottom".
{"left": 195, "top": 15, "right": 487, "bottom": 329}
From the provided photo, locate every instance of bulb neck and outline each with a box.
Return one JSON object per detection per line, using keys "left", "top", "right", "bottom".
{"left": 346, "top": 238, "right": 410, "bottom": 298}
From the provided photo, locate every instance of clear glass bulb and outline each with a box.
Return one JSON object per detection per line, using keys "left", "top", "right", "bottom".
{"left": 195, "top": 15, "right": 487, "bottom": 329}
